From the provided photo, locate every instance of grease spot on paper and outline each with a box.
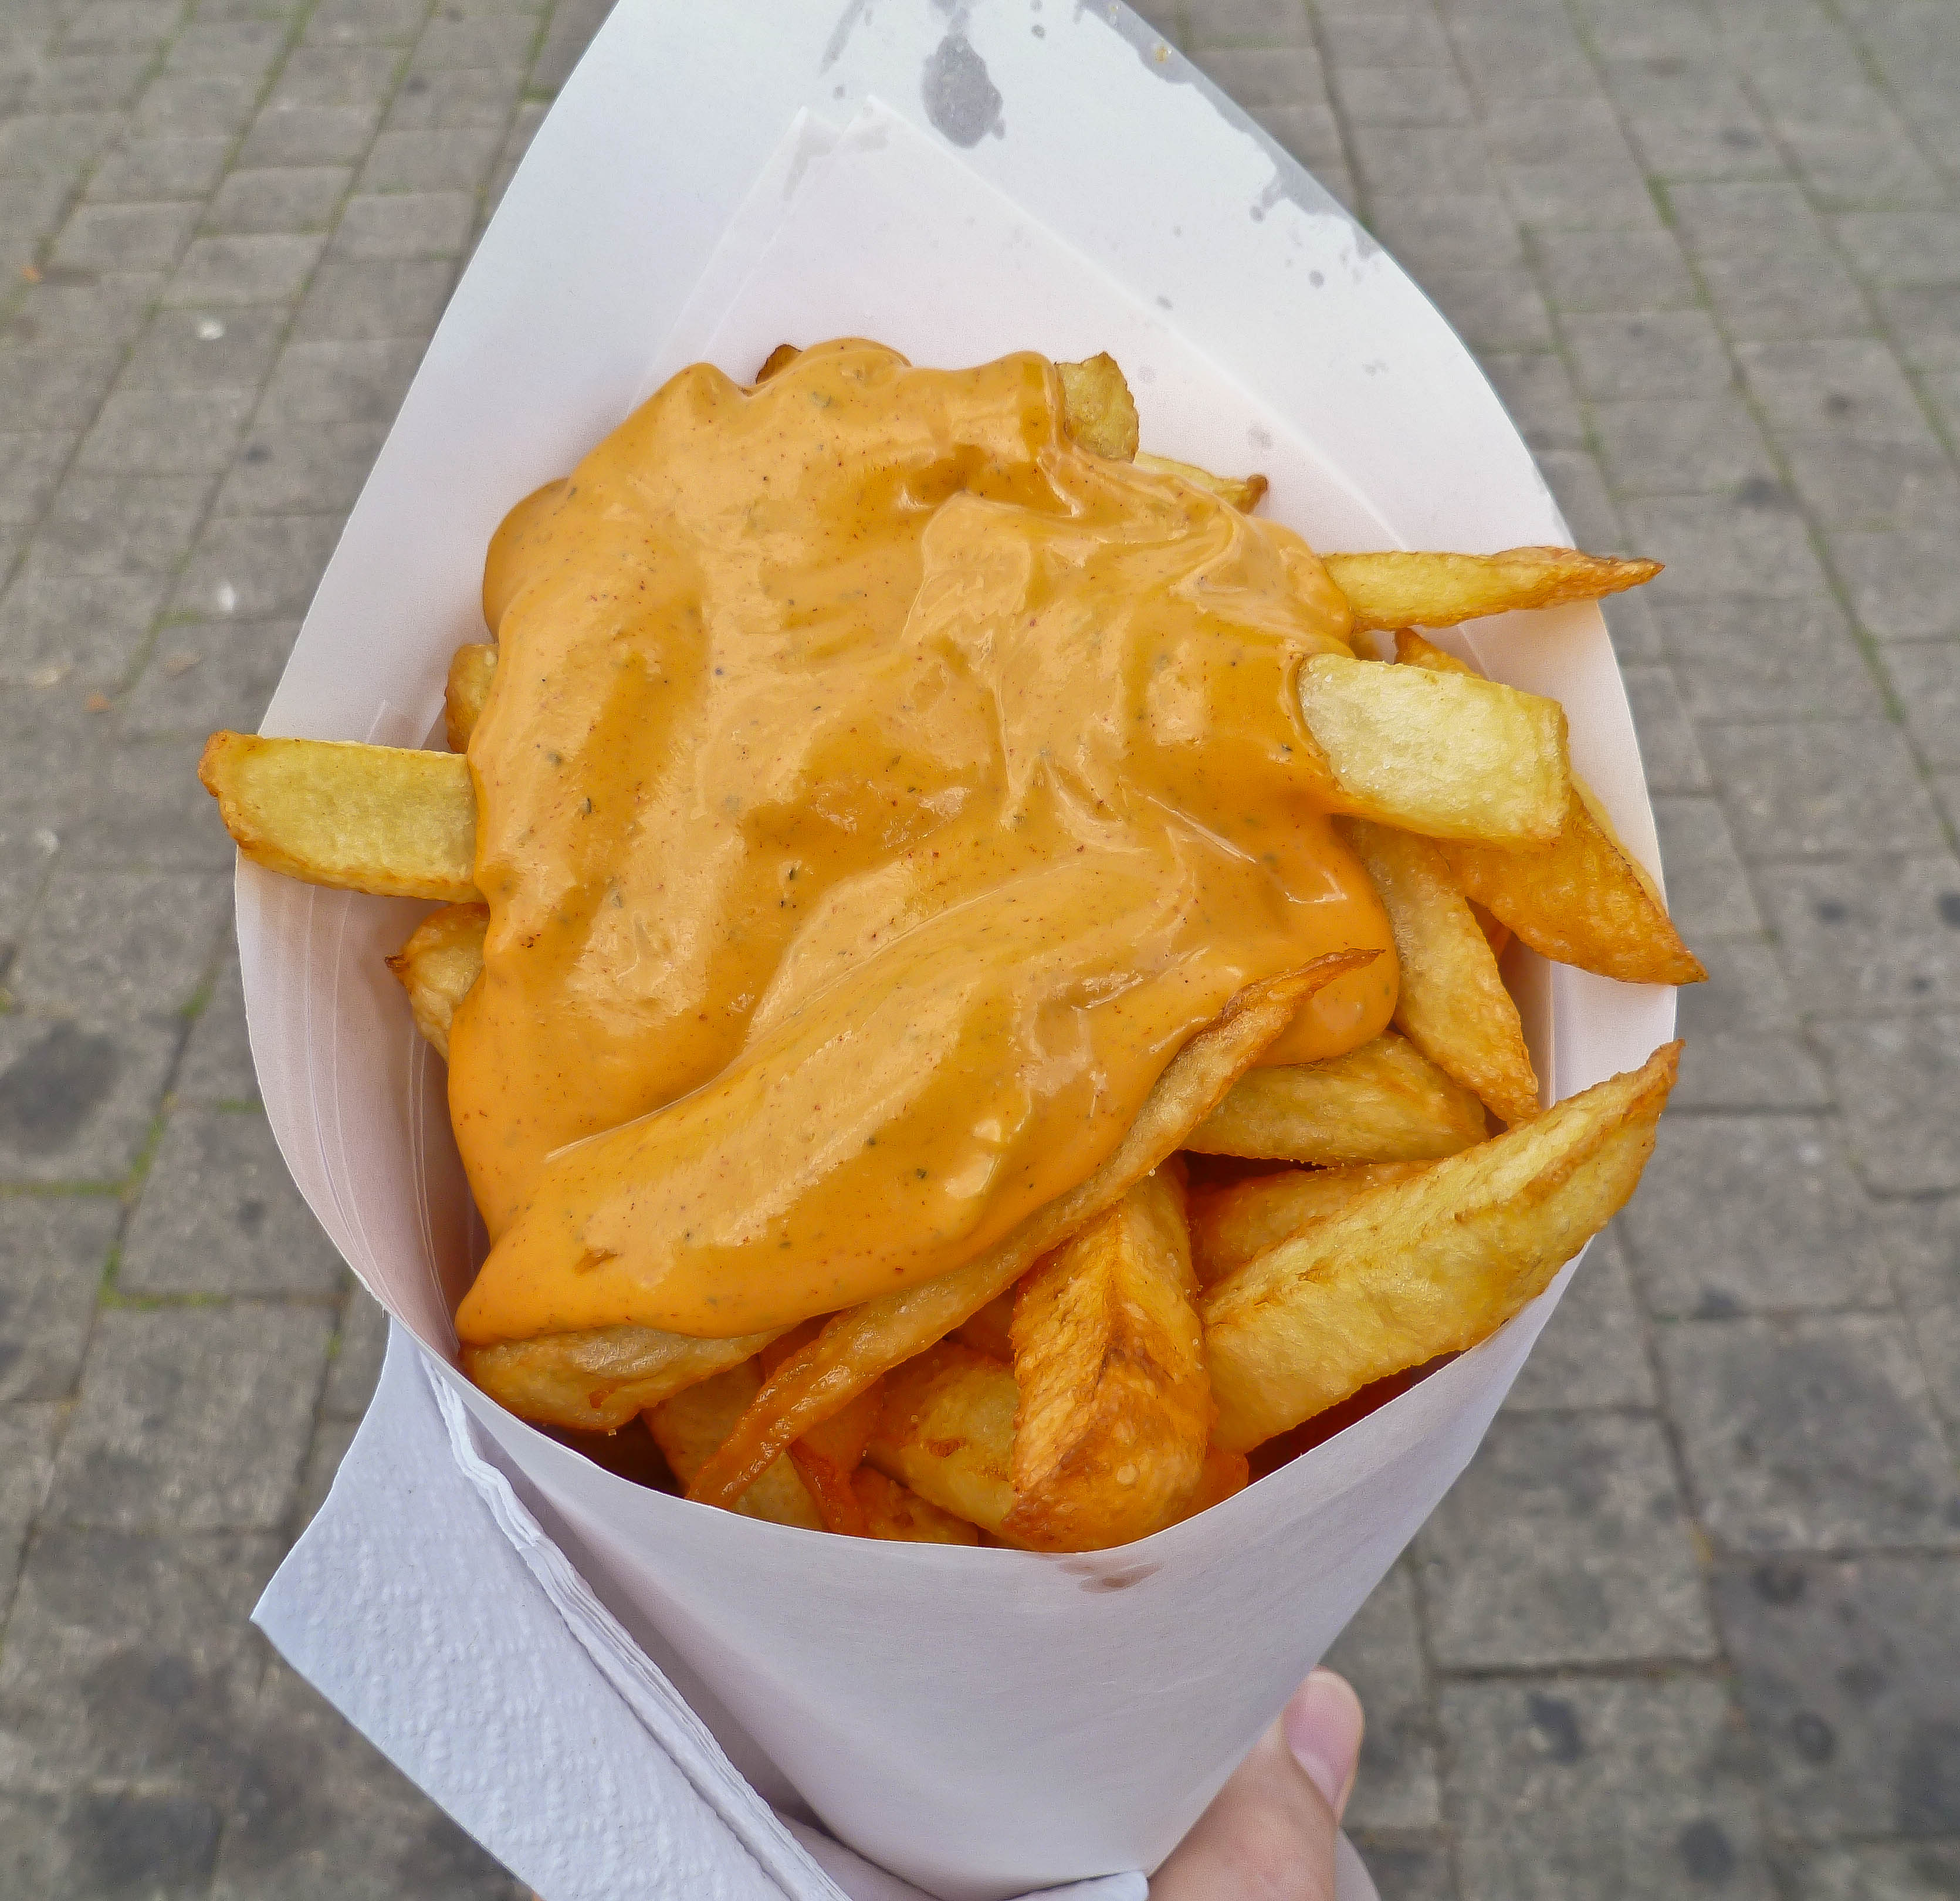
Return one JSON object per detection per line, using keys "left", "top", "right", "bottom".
{"left": 922, "top": 33, "right": 1004, "bottom": 147}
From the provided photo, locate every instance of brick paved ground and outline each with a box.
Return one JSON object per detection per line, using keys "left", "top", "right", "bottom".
{"left": 1, "top": 0, "right": 1956, "bottom": 1893}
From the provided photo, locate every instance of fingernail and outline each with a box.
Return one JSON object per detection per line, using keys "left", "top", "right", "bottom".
{"left": 1282, "top": 1668, "right": 1365, "bottom": 1819}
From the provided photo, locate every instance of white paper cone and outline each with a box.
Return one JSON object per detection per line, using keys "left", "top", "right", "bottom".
{"left": 239, "top": 6, "right": 1675, "bottom": 1896}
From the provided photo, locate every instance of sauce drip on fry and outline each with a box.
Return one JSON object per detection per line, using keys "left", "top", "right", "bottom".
{"left": 452, "top": 340, "right": 1396, "bottom": 1344}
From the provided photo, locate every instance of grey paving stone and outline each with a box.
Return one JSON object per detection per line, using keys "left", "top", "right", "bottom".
{"left": 212, "top": 1662, "right": 527, "bottom": 1900}
{"left": 357, "top": 124, "right": 501, "bottom": 194}
{"left": 175, "top": 943, "right": 255, "bottom": 1106}
{"left": 46, "top": 1303, "right": 331, "bottom": 1531}
{"left": 272, "top": 42, "right": 402, "bottom": 110}
{"left": 26, "top": 469, "right": 214, "bottom": 579}
{"left": 1366, "top": 194, "right": 1526, "bottom": 273}
{"left": 1650, "top": 794, "right": 1763, "bottom": 939}
{"left": 1440, "top": 1676, "right": 1775, "bottom": 1901}
{"left": 1322, "top": 1562, "right": 1439, "bottom": 1832}
{"left": 1700, "top": 720, "right": 1947, "bottom": 860}
{"left": 330, "top": 187, "right": 474, "bottom": 260}
{"left": 1183, "top": 0, "right": 1314, "bottom": 46}
{"left": 1672, "top": 936, "right": 1833, "bottom": 1112}
{"left": 1890, "top": 1199, "right": 1960, "bottom": 1434}
{"left": 0, "top": 429, "right": 73, "bottom": 529}
{"left": 321, "top": 1277, "right": 387, "bottom": 1418}
{"left": 13, "top": 868, "right": 227, "bottom": 1019}
{"left": 1813, "top": 1014, "right": 1960, "bottom": 1194}
{"left": 1531, "top": 225, "right": 1698, "bottom": 314}
{"left": 119, "top": 305, "right": 291, "bottom": 393}
{"left": 1624, "top": 1115, "right": 1905, "bottom": 1317}
{"left": 203, "top": 164, "right": 354, "bottom": 236}
{"left": 1415, "top": 1411, "right": 1713, "bottom": 1667}
{"left": 1714, "top": 1556, "right": 1960, "bottom": 1841}
{"left": 1657, "top": 597, "right": 1884, "bottom": 723}
{"left": 77, "top": 384, "right": 256, "bottom": 477}
{"left": 236, "top": 99, "right": 382, "bottom": 167}
{"left": 1658, "top": 1314, "right": 1960, "bottom": 1551}
{"left": 0, "top": 1524, "right": 281, "bottom": 1797}
{"left": 0, "top": 1787, "right": 224, "bottom": 1900}
{"left": 164, "top": 231, "right": 326, "bottom": 307}
{"left": 1620, "top": 664, "right": 1708, "bottom": 792}
{"left": 304, "top": 0, "right": 431, "bottom": 46}
{"left": 0, "top": 569, "right": 164, "bottom": 689}
{"left": 0, "top": 345, "right": 119, "bottom": 431}
{"left": 1477, "top": 349, "right": 1585, "bottom": 450}
{"left": 1504, "top": 1225, "right": 1656, "bottom": 1410}
{"left": 1190, "top": 44, "right": 1328, "bottom": 110}
{"left": 86, "top": 133, "right": 233, "bottom": 202}
{"left": 1829, "top": 525, "right": 1960, "bottom": 641}
{"left": 1758, "top": 855, "right": 1960, "bottom": 1017}
{"left": 1349, "top": 1838, "right": 1455, "bottom": 1901}
{"left": 291, "top": 253, "right": 452, "bottom": 340}
{"left": 1833, "top": 212, "right": 1960, "bottom": 289}
{"left": 1481, "top": 95, "right": 1634, "bottom": 172}
{"left": 0, "top": 1193, "right": 117, "bottom": 1403}
{"left": 1780, "top": 435, "right": 1960, "bottom": 535}
{"left": 170, "top": 512, "right": 342, "bottom": 621}
{"left": 1882, "top": 644, "right": 1960, "bottom": 769}
{"left": 133, "top": 70, "right": 264, "bottom": 140}
{"left": 1350, "top": 124, "right": 1497, "bottom": 200}
{"left": 1775, "top": 1842, "right": 1960, "bottom": 1901}
{"left": 1621, "top": 492, "right": 1832, "bottom": 602}
{"left": 1562, "top": 309, "right": 1735, "bottom": 401}
{"left": 121, "top": 1107, "right": 342, "bottom": 1296}
{"left": 1619, "top": 97, "right": 1783, "bottom": 185}
{"left": 122, "top": 618, "right": 295, "bottom": 736}
{"left": 1874, "top": 283, "right": 1960, "bottom": 376}
{"left": 0, "top": 108, "right": 121, "bottom": 176}
{"left": 0, "top": 1400, "right": 56, "bottom": 1593}
{"left": 1592, "top": 390, "right": 1785, "bottom": 502}
{"left": 67, "top": 730, "right": 238, "bottom": 870}
{"left": 293, "top": 1410, "right": 355, "bottom": 1531}
{"left": 222, "top": 416, "right": 387, "bottom": 513}
{"left": 50, "top": 198, "right": 201, "bottom": 272}
{"left": 1536, "top": 447, "right": 1624, "bottom": 552}
{"left": 0, "top": 1014, "right": 176, "bottom": 1185}
{"left": 1738, "top": 335, "right": 1933, "bottom": 444}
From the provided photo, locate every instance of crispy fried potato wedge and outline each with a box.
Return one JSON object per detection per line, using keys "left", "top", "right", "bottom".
{"left": 1187, "top": 1030, "right": 1489, "bottom": 1165}
{"left": 199, "top": 732, "right": 479, "bottom": 902}
{"left": 1338, "top": 815, "right": 1540, "bottom": 1126}
{"left": 1323, "top": 546, "right": 1661, "bottom": 632}
{"left": 683, "top": 955, "right": 1374, "bottom": 1510}
{"left": 1394, "top": 632, "right": 1705, "bottom": 986}
{"left": 755, "top": 342, "right": 801, "bottom": 382}
{"left": 853, "top": 1467, "right": 981, "bottom": 1545}
{"left": 445, "top": 642, "right": 497, "bottom": 753}
{"left": 788, "top": 1379, "right": 887, "bottom": 1539}
{"left": 1296, "top": 655, "right": 1570, "bottom": 847}
{"left": 865, "top": 1342, "right": 1020, "bottom": 1540}
{"left": 1133, "top": 451, "right": 1268, "bottom": 513}
{"left": 1203, "top": 1041, "right": 1681, "bottom": 1451}
{"left": 1188, "top": 1161, "right": 1434, "bottom": 1287}
{"left": 954, "top": 1289, "right": 1016, "bottom": 1362}
{"left": 462, "top": 1323, "right": 781, "bottom": 1433}
{"left": 1159, "top": 1444, "right": 1251, "bottom": 1525}
{"left": 386, "top": 901, "right": 487, "bottom": 1060}
{"left": 648, "top": 1360, "right": 826, "bottom": 1530}
{"left": 1056, "top": 351, "right": 1140, "bottom": 460}
{"left": 1003, "top": 1167, "right": 1211, "bottom": 1552}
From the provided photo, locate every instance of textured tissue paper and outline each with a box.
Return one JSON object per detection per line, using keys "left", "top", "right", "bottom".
{"left": 242, "top": 5, "right": 1676, "bottom": 1898}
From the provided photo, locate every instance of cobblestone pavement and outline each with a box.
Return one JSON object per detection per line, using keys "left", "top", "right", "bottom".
{"left": 1, "top": 0, "right": 1958, "bottom": 1892}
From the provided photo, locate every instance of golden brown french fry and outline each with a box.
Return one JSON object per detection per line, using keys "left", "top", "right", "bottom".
{"left": 954, "top": 1290, "right": 1016, "bottom": 1361}
{"left": 199, "top": 732, "right": 479, "bottom": 902}
{"left": 852, "top": 1466, "right": 981, "bottom": 1544}
{"left": 1296, "top": 655, "right": 1570, "bottom": 847}
{"left": 754, "top": 342, "right": 801, "bottom": 382}
{"left": 462, "top": 1323, "right": 783, "bottom": 1433}
{"left": 648, "top": 1361, "right": 826, "bottom": 1530}
{"left": 787, "top": 1379, "right": 887, "bottom": 1539}
{"left": 1056, "top": 351, "right": 1140, "bottom": 460}
{"left": 1133, "top": 451, "right": 1268, "bottom": 513}
{"left": 1323, "top": 546, "right": 1660, "bottom": 632}
{"left": 386, "top": 901, "right": 487, "bottom": 1060}
{"left": 1187, "top": 1161, "right": 1434, "bottom": 1287}
{"left": 1203, "top": 1041, "right": 1681, "bottom": 1451}
{"left": 1004, "top": 1167, "right": 1211, "bottom": 1552}
{"left": 865, "top": 1342, "right": 1020, "bottom": 1539}
{"left": 1186, "top": 1030, "right": 1488, "bottom": 1165}
{"left": 1395, "top": 632, "right": 1705, "bottom": 987}
{"left": 683, "top": 953, "right": 1375, "bottom": 1511}
{"left": 445, "top": 642, "right": 497, "bottom": 753}
{"left": 1159, "top": 1443, "right": 1251, "bottom": 1525}
{"left": 1338, "top": 816, "right": 1540, "bottom": 1126}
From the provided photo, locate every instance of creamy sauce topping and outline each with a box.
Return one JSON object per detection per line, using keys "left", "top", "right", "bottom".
{"left": 451, "top": 341, "right": 1395, "bottom": 1344}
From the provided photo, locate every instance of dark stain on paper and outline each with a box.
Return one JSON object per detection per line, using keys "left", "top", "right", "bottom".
{"left": 922, "top": 33, "right": 1003, "bottom": 146}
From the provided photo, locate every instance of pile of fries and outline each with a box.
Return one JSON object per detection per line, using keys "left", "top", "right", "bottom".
{"left": 202, "top": 348, "right": 1696, "bottom": 1552}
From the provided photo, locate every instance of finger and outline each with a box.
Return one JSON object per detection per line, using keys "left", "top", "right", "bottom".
{"left": 1150, "top": 1669, "right": 1365, "bottom": 1899}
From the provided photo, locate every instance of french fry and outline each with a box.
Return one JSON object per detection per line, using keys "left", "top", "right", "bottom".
{"left": 386, "top": 902, "right": 488, "bottom": 1060}
{"left": 1055, "top": 351, "right": 1140, "bottom": 460}
{"left": 1296, "top": 655, "right": 1570, "bottom": 847}
{"left": 1188, "top": 1162, "right": 1433, "bottom": 1287}
{"left": 1159, "top": 1444, "right": 1251, "bottom": 1525}
{"left": 445, "top": 642, "right": 497, "bottom": 752}
{"left": 1323, "top": 546, "right": 1661, "bottom": 632}
{"left": 1186, "top": 1030, "right": 1488, "bottom": 1165}
{"left": 1337, "top": 815, "right": 1540, "bottom": 1127}
{"left": 865, "top": 1342, "right": 1020, "bottom": 1540}
{"left": 199, "top": 732, "right": 479, "bottom": 902}
{"left": 648, "top": 1361, "right": 827, "bottom": 1530}
{"left": 755, "top": 342, "right": 801, "bottom": 381}
{"left": 683, "top": 954, "right": 1375, "bottom": 1511}
{"left": 1203, "top": 1041, "right": 1681, "bottom": 1452}
{"left": 1133, "top": 451, "right": 1268, "bottom": 513}
{"left": 1395, "top": 631, "right": 1705, "bottom": 987}
{"left": 462, "top": 1323, "right": 783, "bottom": 1433}
{"left": 853, "top": 1467, "right": 981, "bottom": 1545}
{"left": 1003, "top": 1167, "right": 1211, "bottom": 1552}
{"left": 788, "top": 1381, "right": 888, "bottom": 1539}
{"left": 954, "top": 1290, "right": 1016, "bottom": 1361}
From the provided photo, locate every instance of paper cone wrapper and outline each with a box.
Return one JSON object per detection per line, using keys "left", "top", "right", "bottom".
{"left": 237, "top": 8, "right": 1677, "bottom": 1896}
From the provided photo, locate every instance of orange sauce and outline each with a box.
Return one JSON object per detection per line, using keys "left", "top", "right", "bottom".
{"left": 451, "top": 341, "right": 1396, "bottom": 1345}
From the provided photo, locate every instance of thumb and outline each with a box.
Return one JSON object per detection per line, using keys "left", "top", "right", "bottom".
{"left": 1149, "top": 1669, "right": 1365, "bottom": 1899}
